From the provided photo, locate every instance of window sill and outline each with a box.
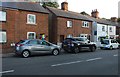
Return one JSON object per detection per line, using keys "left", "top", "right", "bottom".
{"left": 82, "top": 26, "right": 89, "bottom": 28}
{"left": 26, "top": 23, "right": 37, "bottom": 25}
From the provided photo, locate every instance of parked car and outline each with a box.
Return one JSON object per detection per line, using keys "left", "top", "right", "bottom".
{"left": 73, "top": 37, "right": 97, "bottom": 46}
{"left": 15, "top": 39, "right": 61, "bottom": 58}
{"left": 100, "top": 39, "right": 120, "bottom": 50}
{"left": 62, "top": 38, "right": 96, "bottom": 53}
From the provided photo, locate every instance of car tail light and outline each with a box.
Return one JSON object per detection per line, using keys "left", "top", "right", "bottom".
{"left": 17, "top": 44, "right": 24, "bottom": 47}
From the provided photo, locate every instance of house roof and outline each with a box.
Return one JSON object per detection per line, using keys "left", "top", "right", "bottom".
{"left": 46, "top": 7, "right": 118, "bottom": 26}
{"left": 85, "top": 15, "right": 118, "bottom": 26}
{"left": 0, "top": 2, "right": 49, "bottom": 14}
{"left": 46, "top": 7, "right": 92, "bottom": 22}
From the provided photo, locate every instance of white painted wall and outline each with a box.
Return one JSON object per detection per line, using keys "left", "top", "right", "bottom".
{"left": 107, "top": 25, "right": 116, "bottom": 39}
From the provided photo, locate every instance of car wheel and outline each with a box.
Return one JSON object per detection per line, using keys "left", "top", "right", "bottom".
{"left": 90, "top": 46, "right": 96, "bottom": 52}
{"left": 52, "top": 49, "right": 59, "bottom": 56}
{"left": 22, "top": 50, "right": 30, "bottom": 58}
{"left": 100, "top": 47, "right": 103, "bottom": 50}
{"left": 74, "top": 47, "right": 79, "bottom": 53}
{"left": 109, "top": 46, "right": 113, "bottom": 50}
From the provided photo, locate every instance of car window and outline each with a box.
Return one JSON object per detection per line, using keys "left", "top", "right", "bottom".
{"left": 101, "top": 40, "right": 109, "bottom": 45}
{"left": 41, "top": 41, "right": 50, "bottom": 46}
{"left": 28, "top": 40, "right": 39, "bottom": 44}
{"left": 17, "top": 40, "right": 26, "bottom": 44}
{"left": 111, "top": 40, "right": 116, "bottom": 43}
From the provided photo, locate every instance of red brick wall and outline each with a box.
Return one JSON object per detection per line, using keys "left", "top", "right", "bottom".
{"left": 0, "top": 9, "right": 49, "bottom": 53}
{"left": 56, "top": 17, "right": 92, "bottom": 42}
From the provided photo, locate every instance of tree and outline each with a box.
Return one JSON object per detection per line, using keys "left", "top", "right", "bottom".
{"left": 117, "top": 18, "right": 120, "bottom": 22}
{"left": 42, "top": 2, "right": 59, "bottom": 8}
{"left": 23, "top": 0, "right": 59, "bottom": 8}
{"left": 80, "top": 11, "right": 90, "bottom": 16}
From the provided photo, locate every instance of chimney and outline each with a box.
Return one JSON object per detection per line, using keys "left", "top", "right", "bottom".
{"left": 111, "top": 17, "right": 117, "bottom": 22}
{"left": 91, "top": 9, "right": 99, "bottom": 18}
{"left": 61, "top": 2, "right": 68, "bottom": 11}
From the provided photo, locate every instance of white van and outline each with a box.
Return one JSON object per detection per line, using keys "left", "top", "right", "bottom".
{"left": 100, "top": 39, "right": 119, "bottom": 49}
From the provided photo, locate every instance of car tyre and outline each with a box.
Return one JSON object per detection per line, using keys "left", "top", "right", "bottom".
{"left": 52, "top": 49, "right": 59, "bottom": 56}
{"left": 100, "top": 47, "right": 103, "bottom": 50}
{"left": 109, "top": 46, "right": 113, "bottom": 50}
{"left": 22, "top": 50, "right": 30, "bottom": 58}
{"left": 90, "top": 46, "right": 96, "bottom": 52}
{"left": 74, "top": 47, "right": 79, "bottom": 53}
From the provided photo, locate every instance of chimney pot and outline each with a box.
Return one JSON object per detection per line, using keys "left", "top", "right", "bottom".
{"left": 111, "top": 17, "right": 117, "bottom": 22}
{"left": 61, "top": 2, "right": 68, "bottom": 11}
{"left": 91, "top": 9, "right": 99, "bottom": 18}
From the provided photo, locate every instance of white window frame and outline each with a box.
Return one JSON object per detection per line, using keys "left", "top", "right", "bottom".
{"left": 27, "top": 32, "right": 36, "bottom": 39}
{"left": 67, "top": 21, "right": 72, "bottom": 28}
{"left": 109, "top": 27, "right": 112, "bottom": 32}
{"left": 67, "top": 34, "right": 73, "bottom": 38}
{"left": 0, "top": 31, "right": 7, "bottom": 43}
{"left": 0, "top": 11, "right": 6, "bottom": 21}
{"left": 102, "top": 26, "right": 105, "bottom": 31}
{"left": 27, "top": 14, "right": 36, "bottom": 24}
{"left": 82, "top": 21, "right": 89, "bottom": 28}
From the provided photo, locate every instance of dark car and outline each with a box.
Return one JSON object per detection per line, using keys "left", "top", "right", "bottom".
{"left": 62, "top": 38, "right": 96, "bottom": 53}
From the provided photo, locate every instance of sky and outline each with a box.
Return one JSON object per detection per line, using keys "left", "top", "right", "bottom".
{"left": 1, "top": 0, "right": 120, "bottom": 19}
{"left": 58, "top": 0, "right": 120, "bottom": 19}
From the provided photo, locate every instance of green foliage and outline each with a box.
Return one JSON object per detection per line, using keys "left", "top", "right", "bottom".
{"left": 42, "top": 2, "right": 59, "bottom": 8}
{"left": 117, "top": 18, "right": 120, "bottom": 22}
{"left": 80, "top": 11, "right": 90, "bottom": 16}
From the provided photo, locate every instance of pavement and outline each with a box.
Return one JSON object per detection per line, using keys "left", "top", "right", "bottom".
{"left": 1, "top": 53, "right": 15, "bottom": 58}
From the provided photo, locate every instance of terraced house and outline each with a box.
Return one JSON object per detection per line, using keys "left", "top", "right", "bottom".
{"left": 0, "top": 2, "right": 49, "bottom": 53}
{"left": 46, "top": 2, "right": 93, "bottom": 44}
{"left": 88, "top": 10, "right": 118, "bottom": 47}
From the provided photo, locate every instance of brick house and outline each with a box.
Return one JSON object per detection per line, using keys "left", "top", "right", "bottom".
{"left": 0, "top": 2, "right": 49, "bottom": 53}
{"left": 46, "top": 2, "right": 93, "bottom": 44}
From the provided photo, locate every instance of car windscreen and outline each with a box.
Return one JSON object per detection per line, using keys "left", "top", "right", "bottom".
{"left": 17, "top": 40, "right": 27, "bottom": 44}
{"left": 74, "top": 38, "right": 86, "bottom": 41}
{"left": 101, "top": 40, "right": 109, "bottom": 45}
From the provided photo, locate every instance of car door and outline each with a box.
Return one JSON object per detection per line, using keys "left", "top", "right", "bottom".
{"left": 38, "top": 40, "right": 51, "bottom": 53}
{"left": 27, "top": 40, "right": 41, "bottom": 52}
{"left": 114, "top": 40, "right": 119, "bottom": 48}
{"left": 111, "top": 40, "right": 117, "bottom": 48}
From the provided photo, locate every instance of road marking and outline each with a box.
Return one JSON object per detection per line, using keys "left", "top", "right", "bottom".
{"left": 51, "top": 60, "right": 83, "bottom": 67}
{"left": 113, "top": 54, "right": 118, "bottom": 56}
{"left": 86, "top": 57, "right": 102, "bottom": 62}
{"left": 0, "top": 70, "right": 14, "bottom": 74}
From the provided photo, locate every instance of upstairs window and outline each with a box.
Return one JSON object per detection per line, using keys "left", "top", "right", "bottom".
{"left": 0, "top": 11, "right": 6, "bottom": 21}
{"left": 109, "top": 27, "right": 112, "bottom": 32}
{"left": 67, "top": 21, "right": 72, "bottom": 28}
{"left": 82, "top": 21, "right": 89, "bottom": 28}
{"left": 102, "top": 26, "right": 105, "bottom": 31}
{"left": 27, "top": 14, "right": 36, "bottom": 24}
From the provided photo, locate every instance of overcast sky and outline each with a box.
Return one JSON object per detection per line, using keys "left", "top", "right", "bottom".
{"left": 58, "top": 0, "right": 120, "bottom": 19}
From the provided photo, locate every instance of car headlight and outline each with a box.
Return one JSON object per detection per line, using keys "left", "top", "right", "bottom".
{"left": 105, "top": 45, "right": 110, "bottom": 47}
{"left": 77, "top": 43, "right": 80, "bottom": 45}
{"left": 71, "top": 44, "right": 74, "bottom": 46}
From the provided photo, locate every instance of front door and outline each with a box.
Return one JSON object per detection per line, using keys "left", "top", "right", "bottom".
{"left": 60, "top": 35, "right": 64, "bottom": 42}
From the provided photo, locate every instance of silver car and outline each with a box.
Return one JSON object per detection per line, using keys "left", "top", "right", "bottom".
{"left": 15, "top": 39, "right": 61, "bottom": 58}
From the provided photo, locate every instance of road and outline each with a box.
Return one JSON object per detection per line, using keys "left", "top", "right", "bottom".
{"left": 1, "top": 49, "right": 119, "bottom": 76}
